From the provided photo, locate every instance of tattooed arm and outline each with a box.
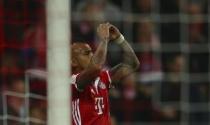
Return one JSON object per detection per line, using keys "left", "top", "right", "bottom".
{"left": 109, "top": 25, "right": 140, "bottom": 84}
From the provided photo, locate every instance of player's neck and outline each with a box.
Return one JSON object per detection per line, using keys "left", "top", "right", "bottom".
{"left": 72, "top": 67, "right": 83, "bottom": 74}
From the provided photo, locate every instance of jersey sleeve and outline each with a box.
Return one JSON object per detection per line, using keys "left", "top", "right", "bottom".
{"left": 100, "top": 70, "right": 112, "bottom": 89}
{"left": 71, "top": 74, "right": 79, "bottom": 87}
{"left": 71, "top": 74, "right": 80, "bottom": 99}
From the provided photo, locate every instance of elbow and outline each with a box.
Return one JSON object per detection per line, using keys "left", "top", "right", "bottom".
{"left": 89, "top": 58, "right": 104, "bottom": 73}
{"left": 133, "top": 59, "right": 140, "bottom": 71}
{"left": 93, "top": 64, "right": 102, "bottom": 73}
{"left": 89, "top": 63, "right": 102, "bottom": 75}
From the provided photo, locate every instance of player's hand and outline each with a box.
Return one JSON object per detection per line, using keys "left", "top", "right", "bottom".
{"left": 97, "top": 23, "right": 110, "bottom": 42}
{"left": 109, "top": 24, "right": 121, "bottom": 41}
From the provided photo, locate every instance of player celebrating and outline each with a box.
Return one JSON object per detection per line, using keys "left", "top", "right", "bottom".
{"left": 71, "top": 23, "right": 140, "bottom": 125}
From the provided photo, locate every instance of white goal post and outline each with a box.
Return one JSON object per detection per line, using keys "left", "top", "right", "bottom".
{"left": 46, "top": 0, "right": 71, "bottom": 125}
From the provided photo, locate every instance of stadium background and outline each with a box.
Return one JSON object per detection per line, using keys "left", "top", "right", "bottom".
{"left": 0, "top": 0, "right": 209, "bottom": 124}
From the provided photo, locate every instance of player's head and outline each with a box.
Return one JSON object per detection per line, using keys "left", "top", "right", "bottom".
{"left": 71, "top": 42, "right": 93, "bottom": 72}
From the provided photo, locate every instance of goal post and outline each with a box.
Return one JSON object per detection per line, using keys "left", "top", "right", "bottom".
{"left": 46, "top": 0, "right": 71, "bottom": 125}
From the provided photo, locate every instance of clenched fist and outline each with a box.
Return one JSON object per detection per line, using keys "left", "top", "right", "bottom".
{"left": 97, "top": 23, "right": 110, "bottom": 42}
{"left": 109, "top": 24, "right": 121, "bottom": 41}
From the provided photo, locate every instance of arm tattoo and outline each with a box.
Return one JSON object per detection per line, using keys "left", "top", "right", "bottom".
{"left": 91, "top": 40, "right": 108, "bottom": 67}
{"left": 120, "top": 40, "right": 140, "bottom": 70}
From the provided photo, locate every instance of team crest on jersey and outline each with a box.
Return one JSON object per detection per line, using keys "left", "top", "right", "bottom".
{"left": 99, "top": 82, "right": 106, "bottom": 89}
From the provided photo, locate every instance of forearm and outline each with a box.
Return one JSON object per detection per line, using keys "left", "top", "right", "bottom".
{"left": 90, "top": 40, "right": 108, "bottom": 68}
{"left": 120, "top": 40, "right": 140, "bottom": 70}
{"left": 76, "top": 41, "right": 108, "bottom": 90}
{"left": 109, "top": 40, "right": 140, "bottom": 84}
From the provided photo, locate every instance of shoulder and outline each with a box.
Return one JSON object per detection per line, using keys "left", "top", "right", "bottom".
{"left": 71, "top": 73, "right": 80, "bottom": 89}
{"left": 99, "top": 69, "right": 112, "bottom": 88}
{"left": 71, "top": 74, "right": 79, "bottom": 83}
{"left": 100, "top": 70, "right": 111, "bottom": 80}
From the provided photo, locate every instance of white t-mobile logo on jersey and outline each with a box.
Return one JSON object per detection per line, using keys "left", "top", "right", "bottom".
{"left": 95, "top": 97, "right": 104, "bottom": 115}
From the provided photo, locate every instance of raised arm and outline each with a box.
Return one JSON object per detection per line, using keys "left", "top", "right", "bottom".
{"left": 109, "top": 25, "right": 140, "bottom": 84}
{"left": 75, "top": 23, "right": 110, "bottom": 90}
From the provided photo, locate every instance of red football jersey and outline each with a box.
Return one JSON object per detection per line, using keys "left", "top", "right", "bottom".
{"left": 71, "top": 70, "right": 112, "bottom": 125}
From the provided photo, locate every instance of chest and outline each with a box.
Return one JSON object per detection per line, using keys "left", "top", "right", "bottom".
{"left": 82, "top": 77, "right": 108, "bottom": 99}
{"left": 78, "top": 77, "right": 109, "bottom": 114}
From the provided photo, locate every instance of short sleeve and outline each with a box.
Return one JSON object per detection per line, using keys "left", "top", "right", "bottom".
{"left": 71, "top": 74, "right": 80, "bottom": 99}
{"left": 100, "top": 70, "right": 112, "bottom": 89}
{"left": 71, "top": 74, "right": 80, "bottom": 90}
